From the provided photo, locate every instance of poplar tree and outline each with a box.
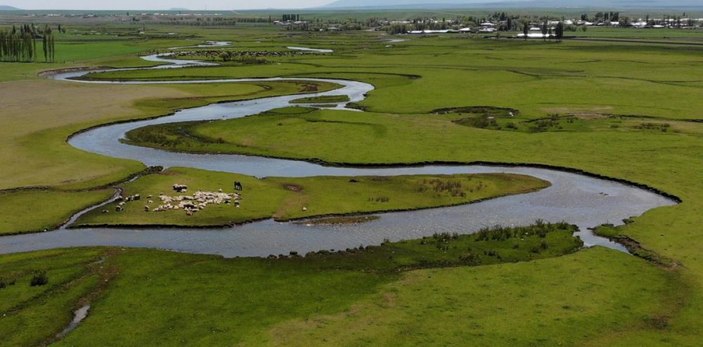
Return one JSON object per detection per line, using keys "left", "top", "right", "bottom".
{"left": 0, "top": 24, "right": 57, "bottom": 62}
{"left": 555, "top": 22, "right": 564, "bottom": 42}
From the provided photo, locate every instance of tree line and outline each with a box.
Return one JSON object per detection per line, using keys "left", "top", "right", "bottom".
{"left": 281, "top": 14, "right": 302, "bottom": 22}
{"left": 0, "top": 24, "right": 56, "bottom": 63}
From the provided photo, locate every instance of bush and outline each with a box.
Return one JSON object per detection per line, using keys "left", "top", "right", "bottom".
{"left": 459, "top": 253, "right": 481, "bottom": 265}
{"left": 0, "top": 277, "right": 13, "bottom": 289}
{"left": 30, "top": 272, "right": 48, "bottom": 287}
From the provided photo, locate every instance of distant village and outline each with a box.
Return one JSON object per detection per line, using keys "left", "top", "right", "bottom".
{"left": 271, "top": 11, "right": 703, "bottom": 38}
{"left": 3, "top": 10, "right": 703, "bottom": 38}
{"left": 380, "top": 14, "right": 703, "bottom": 36}
{"left": 272, "top": 11, "right": 703, "bottom": 38}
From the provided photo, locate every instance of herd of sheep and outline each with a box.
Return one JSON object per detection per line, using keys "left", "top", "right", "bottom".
{"left": 151, "top": 190, "right": 240, "bottom": 216}
{"left": 104, "top": 184, "right": 242, "bottom": 216}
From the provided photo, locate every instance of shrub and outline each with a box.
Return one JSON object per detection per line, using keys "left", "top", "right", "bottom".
{"left": 459, "top": 253, "right": 481, "bottom": 265}
{"left": 30, "top": 272, "right": 48, "bottom": 287}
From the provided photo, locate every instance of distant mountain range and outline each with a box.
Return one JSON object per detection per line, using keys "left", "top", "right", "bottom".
{"left": 0, "top": 5, "right": 20, "bottom": 10}
{"left": 323, "top": 0, "right": 703, "bottom": 9}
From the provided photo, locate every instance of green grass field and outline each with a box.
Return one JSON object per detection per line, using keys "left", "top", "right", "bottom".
{"left": 85, "top": 37, "right": 703, "bottom": 119}
{"left": 2, "top": 222, "right": 589, "bottom": 346}
{"left": 125, "top": 107, "right": 703, "bottom": 166}
{"left": 1, "top": 21, "right": 703, "bottom": 346}
{"left": 74, "top": 167, "right": 548, "bottom": 227}
{"left": 0, "top": 189, "right": 115, "bottom": 235}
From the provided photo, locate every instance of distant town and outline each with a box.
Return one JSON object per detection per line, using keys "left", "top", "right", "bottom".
{"left": 3, "top": 10, "right": 703, "bottom": 38}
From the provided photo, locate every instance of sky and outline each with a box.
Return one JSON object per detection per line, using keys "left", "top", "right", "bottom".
{"left": 2, "top": 0, "right": 336, "bottom": 10}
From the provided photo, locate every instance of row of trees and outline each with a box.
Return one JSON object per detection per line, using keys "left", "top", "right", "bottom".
{"left": 581, "top": 12, "right": 620, "bottom": 22}
{"left": 521, "top": 21, "right": 564, "bottom": 42}
{"left": 281, "top": 14, "right": 302, "bottom": 22}
{"left": 0, "top": 25, "right": 56, "bottom": 63}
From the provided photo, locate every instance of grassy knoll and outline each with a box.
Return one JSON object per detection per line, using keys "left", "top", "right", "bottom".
{"left": 74, "top": 167, "right": 548, "bottom": 227}
{"left": 0, "top": 189, "right": 114, "bottom": 235}
{"left": 0, "top": 222, "right": 589, "bottom": 346}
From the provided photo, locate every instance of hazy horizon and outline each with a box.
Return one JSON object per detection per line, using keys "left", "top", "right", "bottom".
{"left": 2, "top": 0, "right": 700, "bottom": 11}
{"left": 0, "top": 0, "right": 336, "bottom": 10}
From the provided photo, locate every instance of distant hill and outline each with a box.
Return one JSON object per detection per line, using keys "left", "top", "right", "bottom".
{"left": 0, "top": 5, "right": 21, "bottom": 10}
{"left": 323, "top": 0, "right": 703, "bottom": 9}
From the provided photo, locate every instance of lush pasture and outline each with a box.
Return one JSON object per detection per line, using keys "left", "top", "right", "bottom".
{"left": 85, "top": 36, "right": 703, "bottom": 119}
{"left": 74, "top": 167, "right": 547, "bottom": 227}
{"left": 126, "top": 107, "right": 703, "bottom": 166}
{"left": 2, "top": 245, "right": 678, "bottom": 346}
{"left": 0, "top": 189, "right": 114, "bottom": 235}
{"left": 0, "top": 80, "right": 338, "bottom": 191}
{"left": 1, "top": 223, "right": 593, "bottom": 346}
{"left": 1, "top": 23, "right": 703, "bottom": 345}
{"left": 568, "top": 26, "right": 703, "bottom": 41}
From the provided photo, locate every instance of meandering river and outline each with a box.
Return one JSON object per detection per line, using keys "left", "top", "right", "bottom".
{"left": 0, "top": 50, "right": 677, "bottom": 257}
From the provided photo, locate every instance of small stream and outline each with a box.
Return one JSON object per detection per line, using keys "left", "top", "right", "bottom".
{"left": 55, "top": 305, "right": 90, "bottom": 339}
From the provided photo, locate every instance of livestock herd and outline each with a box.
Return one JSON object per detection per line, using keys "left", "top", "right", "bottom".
{"left": 104, "top": 183, "right": 243, "bottom": 216}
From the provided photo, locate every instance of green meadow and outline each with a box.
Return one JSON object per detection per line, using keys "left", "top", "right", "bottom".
{"left": 0, "top": 189, "right": 115, "bottom": 235}
{"left": 0, "top": 20, "right": 702, "bottom": 346}
{"left": 73, "top": 167, "right": 547, "bottom": 227}
{"left": 2, "top": 223, "right": 590, "bottom": 346}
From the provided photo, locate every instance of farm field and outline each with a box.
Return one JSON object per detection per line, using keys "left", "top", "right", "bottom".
{"left": 1, "top": 16, "right": 703, "bottom": 346}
